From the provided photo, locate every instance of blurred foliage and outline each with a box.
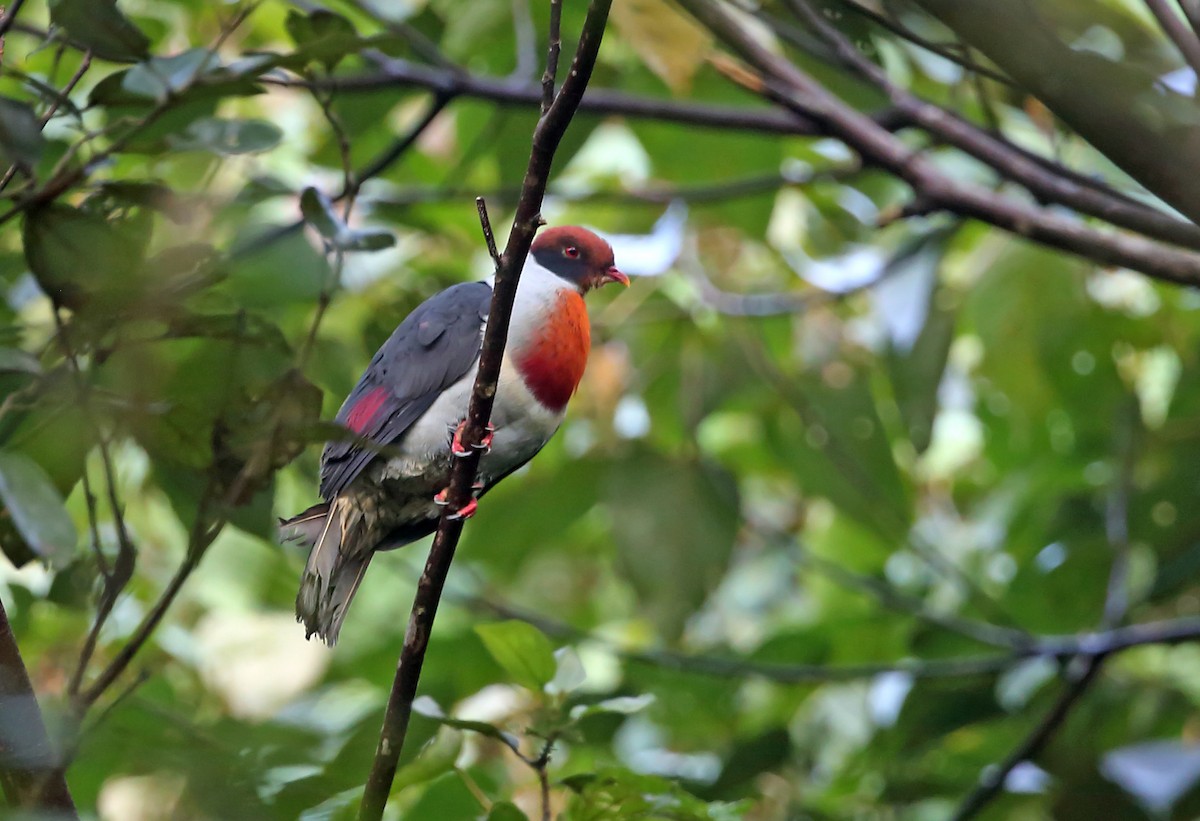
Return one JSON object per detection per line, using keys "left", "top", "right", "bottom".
{"left": 2, "top": 0, "right": 1200, "bottom": 819}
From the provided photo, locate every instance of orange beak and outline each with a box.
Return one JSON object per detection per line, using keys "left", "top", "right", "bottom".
{"left": 601, "top": 266, "right": 630, "bottom": 288}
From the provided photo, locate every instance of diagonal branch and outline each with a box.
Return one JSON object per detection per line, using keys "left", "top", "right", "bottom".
{"left": 356, "top": 2, "right": 614, "bottom": 818}
{"left": 951, "top": 396, "right": 1139, "bottom": 820}
{"left": 910, "top": 0, "right": 1200, "bottom": 226}
{"left": 0, "top": 0, "right": 26, "bottom": 41}
{"left": 951, "top": 657, "right": 1105, "bottom": 821}
{"left": 679, "top": 0, "right": 1200, "bottom": 287}
{"left": 783, "top": 0, "right": 1200, "bottom": 253}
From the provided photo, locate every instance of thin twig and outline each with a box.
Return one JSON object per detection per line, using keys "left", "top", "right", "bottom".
{"left": 79, "top": 468, "right": 109, "bottom": 578}
{"left": 230, "top": 94, "right": 451, "bottom": 265}
{"left": 50, "top": 311, "right": 138, "bottom": 701}
{"left": 295, "top": 95, "right": 450, "bottom": 369}
{"left": 951, "top": 657, "right": 1104, "bottom": 821}
{"left": 357, "top": 4, "right": 614, "bottom": 818}
{"left": 542, "top": 0, "right": 562, "bottom": 113}
{"left": 348, "top": 94, "right": 452, "bottom": 191}
{"left": 38, "top": 51, "right": 90, "bottom": 126}
{"left": 0, "top": 0, "right": 26, "bottom": 40}
{"left": 470, "top": 592, "right": 1200, "bottom": 686}
{"left": 476, "top": 197, "right": 501, "bottom": 267}
{"left": 76, "top": 482, "right": 219, "bottom": 709}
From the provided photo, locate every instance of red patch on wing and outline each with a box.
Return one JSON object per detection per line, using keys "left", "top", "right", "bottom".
{"left": 345, "top": 386, "right": 389, "bottom": 433}
{"left": 515, "top": 290, "right": 591, "bottom": 412}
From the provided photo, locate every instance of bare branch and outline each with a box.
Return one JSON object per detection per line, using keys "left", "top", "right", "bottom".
{"left": 910, "top": 0, "right": 1200, "bottom": 226}
{"left": 357, "top": 3, "right": 614, "bottom": 818}
{"left": 784, "top": 0, "right": 1200, "bottom": 253}
{"left": 951, "top": 658, "right": 1104, "bottom": 821}
{"left": 266, "top": 56, "right": 907, "bottom": 137}
{"left": 680, "top": 0, "right": 1200, "bottom": 287}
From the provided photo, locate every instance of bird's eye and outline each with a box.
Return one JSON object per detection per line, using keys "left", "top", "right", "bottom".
{"left": 564, "top": 246, "right": 579, "bottom": 258}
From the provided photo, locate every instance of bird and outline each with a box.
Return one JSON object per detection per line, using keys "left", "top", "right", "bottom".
{"left": 281, "top": 226, "right": 628, "bottom": 645}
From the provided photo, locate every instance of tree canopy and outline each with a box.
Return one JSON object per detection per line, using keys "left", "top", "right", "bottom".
{"left": 3, "top": 0, "right": 1200, "bottom": 819}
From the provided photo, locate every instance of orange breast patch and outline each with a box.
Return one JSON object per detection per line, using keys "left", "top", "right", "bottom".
{"left": 514, "top": 290, "right": 591, "bottom": 412}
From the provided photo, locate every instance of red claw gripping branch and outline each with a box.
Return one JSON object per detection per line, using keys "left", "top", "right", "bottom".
{"left": 281, "top": 226, "right": 628, "bottom": 645}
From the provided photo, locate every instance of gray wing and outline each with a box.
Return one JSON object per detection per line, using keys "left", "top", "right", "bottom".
{"left": 319, "top": 280, "right": 492, "bottom": 500}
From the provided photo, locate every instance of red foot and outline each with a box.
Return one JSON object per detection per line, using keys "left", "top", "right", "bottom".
{"left": 447, "top": 497, "right": 478, "bottom": 521}
{"left": 451, "top": 420, "right": 495, "bottom": 457}
{"left": 433, "top": 481, "right": 484, "bottom": 508}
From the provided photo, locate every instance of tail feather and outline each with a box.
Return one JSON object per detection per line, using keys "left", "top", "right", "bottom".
{"left": 282, "top": 498, "right": 375, "bottom": 646}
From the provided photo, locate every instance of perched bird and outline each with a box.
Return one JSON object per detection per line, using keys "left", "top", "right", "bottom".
{"left": 282, "top": 226, "right": 628, "bottom": 644}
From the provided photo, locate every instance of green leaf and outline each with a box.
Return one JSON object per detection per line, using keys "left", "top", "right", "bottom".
{"left": 337, "top": 229, "right": 396, "bottom": 252}
{"left": 49, "top": 0, "right": 150, "bottom": 62}
{"left": 285, "top": 9, "right": 360, "bottom": 68}
{"left": 606, "top": 453, "right": 739, "bottom": 639}
{"left": 562, "top": 768, "right": 750, "bottom": 821}
{"left": 392, "top": 726, "right": 463, "bottom": 793}
{"left": 547, "top": 647, "right": 586, "bottom": 696}
{"left": 0, "top": 451, "right": 77, "bottom": 565}
{"left": 300, "top": 186, "right": 344, "bottom": 241}
{"left": 474, "top": 620, "right": 557, "bottom": 691}
{"left": 487, "top": 802, "right": 529, "bottom": 821}
{"left": 0, "top": 348, "right": 41, "bottom": 376}
{"left": 22, "top": 203, "right": 143, "bottom": 308}
{"left": 0, "top": 97, "right": 44, "bottom": 173}
{"left": 300, "top": 188, "right": 395, "bottom": 251}
{"left": 169, "top": 117, "right": 283, "bottom": 155}
{"left": 569, "top": 694, "right": 656, "bottom": 721}
{"left": 225, "top": 223, "right": 331, "bottom": 308}
{"left": 122, "top": 49, "right": 214, "bottom": 101}
{"left": 412, "top": 696, "right": 520, "bottom": 747}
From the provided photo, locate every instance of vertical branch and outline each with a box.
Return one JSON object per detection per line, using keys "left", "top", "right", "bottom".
{"left": 356, "top": 2, "right": 613, "bottom": 818}
{"left": 0, "top": 597, "right": 77, "bottom": 817}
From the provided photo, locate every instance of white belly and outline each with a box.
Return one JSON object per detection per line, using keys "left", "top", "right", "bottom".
{"left": 375, "top": 352, "right": 564, "bottom": 487}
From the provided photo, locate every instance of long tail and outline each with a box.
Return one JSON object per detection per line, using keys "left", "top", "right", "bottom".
{"left": 280, "top": 499, "right": 375, "bottom": 646}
